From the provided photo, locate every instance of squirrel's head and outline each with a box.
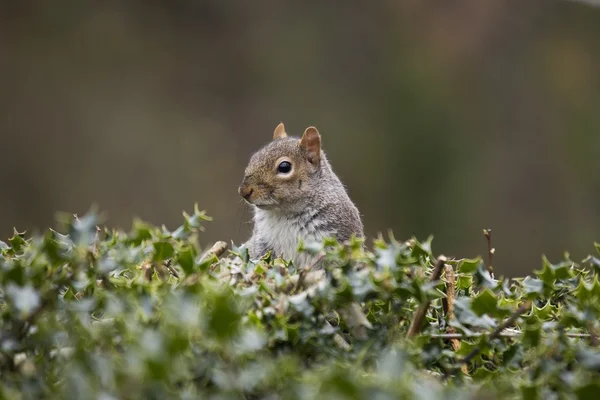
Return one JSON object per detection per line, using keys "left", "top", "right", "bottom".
{"left": 238, "top": 122, "right": 323, "bottom": 210}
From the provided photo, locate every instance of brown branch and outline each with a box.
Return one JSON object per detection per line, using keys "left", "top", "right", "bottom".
{"left": 141, "top": 262, "right": 154, "bottom": 281}
{"left": 292, "top": 254, "right": 324, "bottom": 294}
{"left": 462, "top": 301, "right": 531, "bottom": 365}
{"left": 203, "top": 241, "right": 228, "bottom": 272}
{"left": 441, "top": 265, "right": 468, "bottom": 374}
{"left": 483, "top": 229, "right": 495, "bottom": 278}
{"left": 163, "top": 259, "right": 180, "bottom": 279}
{"left": 324, "top": 319, "right": 352, "bottom": 352}
{"left": 202, "top": 241, "right": 228, "bottom": 261}
{"left": 588, "top": 322, "right": 598, "bottom": 347}
{"left": 407, "top": 255, "right": 447, "bottom": 338}
{"left": 441, "top": 300, "right": 532, "bottom": 379}
{"left": 425, "top": 332, "right": 591, "bottom": 339}
{"left": 442, "top": 264, "right": 456, "bottom": 321}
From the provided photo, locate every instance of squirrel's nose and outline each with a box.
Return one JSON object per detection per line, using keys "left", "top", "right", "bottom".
{"left": 238, "top": 185, "right": 254, "bottom": 200}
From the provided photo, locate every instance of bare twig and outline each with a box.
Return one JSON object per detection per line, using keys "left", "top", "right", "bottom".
{"left": 442, "top": 265, "right": 456, "bottom": 321}
{"left": 426, "top": 332, "right": 592, "bottom": 339}
{"left": 407, "top": 256, "right": 447, "bottom": 338}
{"left": 441, "top": 300, "right": 532, "bottom": 380}
{"left": 333, "top": 333, "right": 352, "bottom": 351}
{"left": 324, "top": 320, "right": 352, "bottom": 351}
{"left": 292, "top": 254, "right": 324, "bottom": 294}
{"left": 201, "top": 241, "right": 228, "bottom": 273}
{"left": 202, "top": 241, "right": 228, "bottom": 263}
{"left": 483, "top": 229, "right": 495, "bottom": 278}
{"left": 141, "top": 262, "right": 154, "bottom": 281}
{"left": 163, "top": 259, "right": 180, "bottom": 279}
{"left": 441, "top": 265, "right": 468, "bottom": 374}
{"left": 588, "top": 322, "right": 598, "bottom": 346}
{"left": 462, "top": 301, "right": 531, "bottom": 365}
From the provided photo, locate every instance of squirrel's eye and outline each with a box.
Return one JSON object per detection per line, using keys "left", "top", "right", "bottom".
{"left": 277, "top": 161, "right": 292, "bottom": 174}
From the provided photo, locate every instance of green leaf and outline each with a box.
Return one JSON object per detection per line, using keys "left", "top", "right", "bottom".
{"left": 456, "top": 275, "right": 473, "bottom": 290}
{"left": 584, "top": 255, "right": 600, "bottom": 273}
{"left": 474, "top": 263, "right": 496, "bottom": 289}
{"left": 69, "top": 210, "right": 99, "bottom": 247}
{"left": 532, "top": 301, "right": 558, "bottom": 321}
{"left": 534, "top": 255, "right": 573, "bottom": 283}
{"left": 521, "top": 384, "right": 538, "bottom": 400}
{"left": 230, "top": 242, "right": 250, "bottom": 263}
{"left": 183, "top": 203, "right": 211, "bottom": 230}
{"left": 522, "top": 277, "right": 544, "bottom": 297}
{"left": 207, "top": 290, "right": 241, "bottom": 340}
{"left": 522, "top": 323, "right": 541, "bottom": 347}
{"left": 454, "top": 297, "right": 498, "bottom": 329}
{"left": 577, "top": 348, "right": 600, "bottom": 372}
{"left": 575, "top": 382, "right": 600, "bottom": 400}
{"left": 8, "top": 229, "right": 27, "bottom": 252}
{"left": 457, "top": 257, "right": 483, "bottom": 274}
{"left": 129, "top": 218, "right": 153, "bottom": 245}
{"left": 153, "top": 241, "right": 175, "bottom": 262}
{"left": 471, "top": 288, "right": 502, "bottom": 317}
{"left": 575, "top": 275, "right": 600, "bottom": 303}
{"left": 176, "top": 245, "right": 196, "bottom": 275}
{"left": 411, "top": 236, "right": 433, "bottom": 259}
{"left": 6, "top": 284, "right": 40, "bottom": 317}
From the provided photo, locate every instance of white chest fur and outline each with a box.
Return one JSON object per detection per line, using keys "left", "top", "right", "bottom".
{"left": 253, "top": 208, "right": 333, "bottom": 268}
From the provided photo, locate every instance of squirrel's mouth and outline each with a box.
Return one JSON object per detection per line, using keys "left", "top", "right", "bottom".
{"left": 245, "top": 197, "right": 279, "bottom": 210}
{"left": 240, "top": 188, "right": 279, "bottom": 209}
{"left": 251, "top": 202, "right": 278, "bottom": 210}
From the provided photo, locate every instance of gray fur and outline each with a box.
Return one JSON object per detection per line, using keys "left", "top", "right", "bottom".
{"left": 239, "top": 130, "right": 363, "bottom": 269}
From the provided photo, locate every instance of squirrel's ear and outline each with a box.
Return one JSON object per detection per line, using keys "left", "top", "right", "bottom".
{"left": 273, "top": 122, "right": 287, "bottom": 140}
{"left": 300, "top": 126, "right": 321, "bottom": 165}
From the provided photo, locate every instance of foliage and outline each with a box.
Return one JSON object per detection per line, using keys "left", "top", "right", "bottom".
{"left": 1, "top": 206, "right": 600, "bottom": 400}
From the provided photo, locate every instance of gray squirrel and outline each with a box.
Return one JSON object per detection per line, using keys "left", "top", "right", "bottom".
{"left": 238, "top": 122, "right": 364, "bottom": 268}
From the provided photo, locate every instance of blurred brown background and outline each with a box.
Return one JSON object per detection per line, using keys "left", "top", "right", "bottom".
{"left": 1, "top": 1, "right": 600, "bottom": 276}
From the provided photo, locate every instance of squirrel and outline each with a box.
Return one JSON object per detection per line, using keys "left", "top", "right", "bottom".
{"left": 238, "top": 122, "right": 364, "bottom": 268}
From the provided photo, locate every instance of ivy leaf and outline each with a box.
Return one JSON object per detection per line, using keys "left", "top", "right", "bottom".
{"left": 375, "top": 245, "right": 398, "bottom": 269}
{"left": 411, "top": 236, "right": 433, "bottom": 260}
{"left": 153, "top": 241, "right": 175, "bottom": 262}
{"left": 575, "top": 382, "right": 600, "bottom": 400}
{"left": 6, "top": 284, "right": 41, "bottom": 317}
{"left": 535, "top": 255, "right": 573, "bottom": 283}
{"left": 176, "top": 245, "right": 196, "bottom": 275}
{"left": 522, "top": 277, "right": 544, "bottom": 297}
{"left": 532, "top": 301, "right": 558, "bottom": 321}
{"left": 574, "top": 275, "right": 600, "bottom": 307}
{"left": 584, "top": 255, "right": 600, "bottom": 273}
{"left": 471, "top": 288, "right": 507, "bottom": 318}
{"left": 474, "top": 263, "right": 496, "bottom": 289}
{"left": 128, "top": 218, "right": 153, "bottom": 245}
{"left": 8, "top": 229, "right": 27, "bottom": 253}
{"left": 207, "top": 290, "right": 241, "bottom": 340}
{"left": 454, "top": 297, "right": 498, "bottom": 329}
{"left": 230, "top": 242, "right": 250, "bottom": 263}
{"left": 576, "top": 348, "right": 600, "bottom": 372}
{"left": 457, "top": 257, "right": 483, "bottom": 274}
{"left": 521, "top": 384, "right": 539, "bottom": 400}
{"left": 69, "top": 210, "right": 99, "bottom": 247}
{"left": 522, "top": 323, "right": 541, "bottom": 347}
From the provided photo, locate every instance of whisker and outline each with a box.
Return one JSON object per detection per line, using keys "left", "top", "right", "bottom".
{"left": 236, "top": 201, "right": 248, "bottom": 244}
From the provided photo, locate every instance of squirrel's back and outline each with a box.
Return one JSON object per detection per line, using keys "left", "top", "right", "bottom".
{"left": 238, "top": 123, "right": 363, "bottom": 268}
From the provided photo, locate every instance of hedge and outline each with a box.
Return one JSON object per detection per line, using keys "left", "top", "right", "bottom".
{"left": 1, "top": 205, "right": 600, "bottom": 399}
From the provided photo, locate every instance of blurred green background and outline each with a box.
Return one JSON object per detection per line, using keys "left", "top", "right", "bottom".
{"left": 1, "top": 1, "right": 600, "bottom": 276}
